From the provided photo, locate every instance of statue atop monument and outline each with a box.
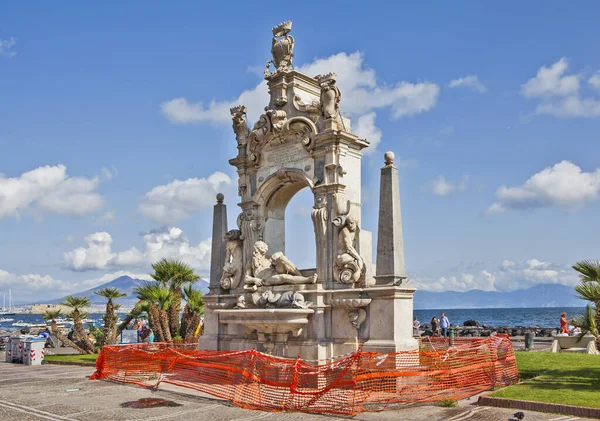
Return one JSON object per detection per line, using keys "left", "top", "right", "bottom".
{"left": 230, "top": 106, "right": 250, "bottom": 146}
{"left": 264, "top": 21, "right": 294, "bottom": 76}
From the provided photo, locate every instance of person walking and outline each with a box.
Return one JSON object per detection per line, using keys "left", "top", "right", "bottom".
{"left": 440, "top": 312, "right": 450, "bottom": 339}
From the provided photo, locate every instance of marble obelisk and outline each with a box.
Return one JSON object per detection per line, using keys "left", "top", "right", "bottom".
{"left": 375, "top": 151, "right": 407, "bottom": 286}
{"left": 209, "top": 193, "right": 228, "bottom": 294}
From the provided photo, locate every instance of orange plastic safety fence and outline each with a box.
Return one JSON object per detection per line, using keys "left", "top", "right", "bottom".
{"left": 90, "top": 334, "right": 518, "bottom": 415}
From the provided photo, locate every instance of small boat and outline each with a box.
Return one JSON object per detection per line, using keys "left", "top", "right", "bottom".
{"left": 0, "top": 317, "right": 14, "bottom": 323}
{"left": 11, "top": 320, "right": 46, "bottom": 329}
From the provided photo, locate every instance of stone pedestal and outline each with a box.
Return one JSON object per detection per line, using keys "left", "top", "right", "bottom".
{"left": 199, "top": 285, "right": 418, "bottom": 360}
{"left": 361, "top": 287, "right": 418, "bottom": 352}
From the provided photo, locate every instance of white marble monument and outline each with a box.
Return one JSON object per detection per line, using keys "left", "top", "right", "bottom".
{"left": 199, "top": 21, "right": 417, "bottom": 360}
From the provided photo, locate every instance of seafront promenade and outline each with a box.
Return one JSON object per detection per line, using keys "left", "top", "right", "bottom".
{"left": 0, "top": 350, "right": 595, "bottom": 421}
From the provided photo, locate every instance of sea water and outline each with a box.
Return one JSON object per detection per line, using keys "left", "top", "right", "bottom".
{"left": 414, "top": 307, "right": 585, "bottom": 328}
{"left": 0, "top": 307, "right": 586, "bottom": 331}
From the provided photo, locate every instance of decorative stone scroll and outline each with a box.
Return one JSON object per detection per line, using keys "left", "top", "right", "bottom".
{"left": 330, "top": 298, "right": 371, "bottom": 330}
{"left": 236, "top": 290, "right": 312, "bottom": 310}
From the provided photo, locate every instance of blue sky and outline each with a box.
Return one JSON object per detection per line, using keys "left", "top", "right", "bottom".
{"left": 1, "top": 2, "right": 599, "bottom": 302}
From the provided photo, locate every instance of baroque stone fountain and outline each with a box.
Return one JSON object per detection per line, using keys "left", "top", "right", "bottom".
{"left": 199, "top": 21, "right": 417, "bottom": 361}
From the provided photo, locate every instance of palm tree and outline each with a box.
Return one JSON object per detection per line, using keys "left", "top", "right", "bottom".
{"left": 43, "top": 310, "right": 85, "bottom": 353}
{"left": 60, "top": 296, "right": 97, "bottom": 354}
{"left": 151, "top": 259, "right": 200, "bottom": 337}
{"left": 180, "top": 285, "right": 204, "bottom": 339}
{"left": 572, "top": 260, "right": 600, "bottom": 347}
{"left": 43, "top": 309, "right": 62, "bottom": 333}
{"left": 95, "top": 287, "right": 127, "bottom": 346}
{"left": 134, "top": 281, "right": 166, "bottom": 341}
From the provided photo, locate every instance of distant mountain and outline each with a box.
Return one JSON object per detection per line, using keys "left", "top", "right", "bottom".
{"left": 42, "top": 275, "right": 210, "bottom": 307}
{"left": 414, "top": 283, "right": 582, "bottom": 309}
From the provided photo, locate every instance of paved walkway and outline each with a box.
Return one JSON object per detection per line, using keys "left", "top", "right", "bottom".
{"left": 0, "top": 353, "right": 593, "bottom": 421}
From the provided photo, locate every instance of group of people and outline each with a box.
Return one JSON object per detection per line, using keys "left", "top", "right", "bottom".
{"left": 413, "top": 312, "right": 451, "bottom": 338}
{"left": 559, "top": 312, "right": 582, "bottom": 336}
{"left": 132, "top": 319, "right": 154, "bottom": 343}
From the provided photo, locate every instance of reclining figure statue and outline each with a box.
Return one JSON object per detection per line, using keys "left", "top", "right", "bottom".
{"left": 244, "top": 241, "right": 317, "bottom": 291}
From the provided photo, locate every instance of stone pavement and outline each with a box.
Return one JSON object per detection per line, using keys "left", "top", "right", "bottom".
{"left": 0, "top": 354, "right": 594, "bottom": 421}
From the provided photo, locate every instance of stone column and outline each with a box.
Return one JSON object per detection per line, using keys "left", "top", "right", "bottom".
{"left": 375, "top": 151, "right": 406, "bottom": 286}
{"left": 209, "top": 193, "right": 228, "bottom": 295}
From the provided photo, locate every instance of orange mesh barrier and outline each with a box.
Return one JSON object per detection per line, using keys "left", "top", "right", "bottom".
{"left": 90, "top": 334, "right": 518, "bottom": 415}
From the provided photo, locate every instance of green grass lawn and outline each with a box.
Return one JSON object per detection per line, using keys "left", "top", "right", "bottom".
{"left": 45, "top": 354, "right": 98, "bottom": 364}
{"left": 492, "top": 351, "right": 600, "bottom": 408}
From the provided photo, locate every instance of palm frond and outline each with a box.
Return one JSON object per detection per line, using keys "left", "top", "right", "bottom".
{"left": 94, "top": 287, "right": 127, "bottom": 300}
{"left": 60, "top": 295, "right": 91, "bottom": 310}
{"left": 43, "top": 310, "right": 62, "bottom": 321}
{"left": 574, "top": 282, "right": 600, "bottom": 304}
{"left": 573, "top": 304, "right": 599, "bottom": 339}
{"left": 572, "top": 260, "right": 600, "bottom": 283}
{"left": 150, "top": 258, "right": 200, "bottom": 288}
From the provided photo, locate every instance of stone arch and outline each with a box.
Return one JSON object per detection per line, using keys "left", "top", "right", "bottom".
{"left": 254, "top": 168, "right": 315, "bottom": 258}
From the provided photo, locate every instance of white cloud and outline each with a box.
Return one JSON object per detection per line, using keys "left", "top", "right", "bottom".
{"left": 143, "top": 227, "right": 211, "bottom": 272}
{"left": 101, "top": 167, "right": 116, "bottom": 180}
{"left": 161, "top": 52, "right": 440, "bottom": 155}
{"left": 448, "top": 75, "right": 487, "bottom": 93}
{"left": 298, "top": 53, "right": 440, "bottom": 119}
{"left": 521, "top": 58, "right": 600, "bottom": 118}
{"left": 417, "top": 272, "right": 495, "bottom": 293}
{"left": 161, "top": 80, "right": 269, "bottom": 126}
{"left": 495, "top": 258, "right": 576, "bottom": 291}
{"left": 424, "top": 175, "right": 469, "bottom": 196}
{"left": 0, "top": 269, "right": 153, "bottom": 303}
{"left": 63, "top": 227, "right": 212, "bottom": 273}
{"left": 0, "top": 37, "right": 16, "bottom": 58}
{"left": 63, "top": 232, "right": 115, "bottom": 271}
{"left": 487, "top": 161, "right": 600, "bottom": 213}
{"left": 109, "top": 247, "right": 145, "bottom": 267}
{"left": 411, "top": 258, "right": 577, "bottom": 292}
{"left": 101, "top": 211, "right": 116, "bottom": 223}
{"left": 534, "top": 96, "right": 600, "bottom": 118}
{"left": 352, "top": 112, "right": 381, "bottom": 152}
{"left": 430, "top": 176, "right": 454, "bottom": 196}
{"left": 139, "top": 171, "right": 232, "bottom": 224}
{"left": 0, "top": 165, "right": 105, "bottom": 220}
{"left": 590, "top": 73, "right": 600, "bottom": 92}
{"left": 0, "top": 269, "right": 70, "bottom": 295}
{"left": 521, "top": 58, "right": 580, "bottom": 98}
